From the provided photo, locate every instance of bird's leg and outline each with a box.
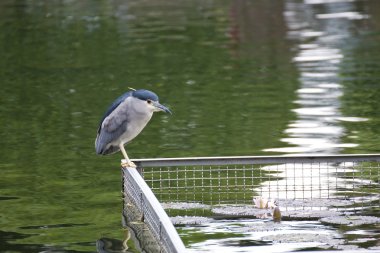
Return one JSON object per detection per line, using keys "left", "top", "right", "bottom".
{"left": 119, "top": 144, "right": 136, "bottom": 168}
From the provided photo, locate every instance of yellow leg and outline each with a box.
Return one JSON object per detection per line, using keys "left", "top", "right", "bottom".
{"left": 119, "top": 144, "right": 136, "bottom": 168}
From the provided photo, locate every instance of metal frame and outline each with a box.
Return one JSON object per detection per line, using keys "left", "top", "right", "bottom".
{"left": 134, "top": 154, "right": 380, "bottom": 167}
{"left": 122, "top": 167, "right": 186, "bottom": 253}
{"left": 123, "top": 154, "right": 380, "bottom": 252}
{"left": 133, "top": 154, "right": 380, "bottom": 206}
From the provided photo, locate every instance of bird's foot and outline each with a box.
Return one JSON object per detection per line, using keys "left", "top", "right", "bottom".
{"left": 121, "top": 159, "right": 136, "bottom": 168}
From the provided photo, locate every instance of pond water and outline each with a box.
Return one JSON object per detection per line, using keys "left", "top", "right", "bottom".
{"left": 0, "top": 0, "right": 379, "bottom": 252}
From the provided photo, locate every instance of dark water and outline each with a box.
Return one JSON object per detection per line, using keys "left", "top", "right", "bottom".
{"left": 0, "top": 0, "right": 379, "bottom": 252}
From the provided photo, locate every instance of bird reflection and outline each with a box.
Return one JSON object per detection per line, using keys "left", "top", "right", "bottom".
{"left": 96, "top": 229, "right": 133, "bottom": 253}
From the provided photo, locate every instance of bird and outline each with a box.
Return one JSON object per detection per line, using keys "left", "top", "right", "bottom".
{"left": 95, "top": 88, "right": 171, "bottom": 168}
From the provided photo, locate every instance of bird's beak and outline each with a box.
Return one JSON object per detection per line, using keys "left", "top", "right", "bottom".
{"left": 153, "top": 101, "right": 172, "bottom": 114}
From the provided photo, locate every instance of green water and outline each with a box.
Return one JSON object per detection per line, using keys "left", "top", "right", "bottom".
{"left": 0, "top": 0, "right": 379, "bottom": 252}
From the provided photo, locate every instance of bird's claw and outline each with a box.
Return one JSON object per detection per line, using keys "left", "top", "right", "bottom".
{"left": 121, "top": 159, "right": 136, "bottom": 168}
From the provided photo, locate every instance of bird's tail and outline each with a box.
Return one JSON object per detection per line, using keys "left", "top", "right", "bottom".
{"left": 95, "top": 135, "right": 104, "bottom": 154}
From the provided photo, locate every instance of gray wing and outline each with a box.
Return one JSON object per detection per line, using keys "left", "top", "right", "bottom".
{"left": 95, "top": 123, "right": 127, "bottom": 155}
{"left": 95, "top": 92, "right": 132, "bottom": 155}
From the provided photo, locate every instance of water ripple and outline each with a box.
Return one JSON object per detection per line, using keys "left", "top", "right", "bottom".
{"left": 317, "top": 12, "right": 369, "bottom": 20}
{"left": 265, "top": 0, "right": 371, "bottom": 155}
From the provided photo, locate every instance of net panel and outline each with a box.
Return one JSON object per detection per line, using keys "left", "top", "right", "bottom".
{"left": 122, "top": 167, "right": 186, "bottom": 253}
{"left": 136, "top": 155, "right": 380, "bottom": 209}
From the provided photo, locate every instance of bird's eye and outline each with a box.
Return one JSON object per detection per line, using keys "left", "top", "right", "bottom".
{"left": 147, "top": 99, "right": 152, "bottom": 104}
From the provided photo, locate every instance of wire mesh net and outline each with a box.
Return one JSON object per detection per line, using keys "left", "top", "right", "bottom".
{"left": 122, "top": 155, "right": 380, "bottom": 252}
{"left": 122, "top": 167, "right": 186, "bottom": 253}
{"left": 136, "top": 155, "right": 380, "bottom": 212}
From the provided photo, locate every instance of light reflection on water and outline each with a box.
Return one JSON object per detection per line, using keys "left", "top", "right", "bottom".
{"left": 185, "top": 220, "right": 339, "bottom": 253}
{"left": 264, "top": 0, "right": 368, "bottom": 155}
{"left": 252, "top": 4, "right": 376, "bottom": 246}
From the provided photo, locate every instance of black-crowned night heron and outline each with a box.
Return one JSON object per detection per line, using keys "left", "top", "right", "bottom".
{"left": 95, "top": 89, "right": 171, "bottom": 167}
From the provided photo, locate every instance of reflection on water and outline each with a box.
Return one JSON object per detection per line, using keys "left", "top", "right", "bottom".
{"left": 265, "top": 0, "right": 369, "bottom": 155}
{"left": 96, "top": 230, "right": 132, "bottom": 253}
{"left": 259, "top": 163, "right": 337, "bottom": 200}
{"left": 185, "top": 219, "right": 344, "bottom": 252}
{"left": 0, "top": 0, "right": 379, "bottom": 252}
{"left": 256, "top": 3, "right": 378, "bottom": 240}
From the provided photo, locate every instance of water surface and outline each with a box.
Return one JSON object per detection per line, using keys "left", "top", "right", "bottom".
{"left": 0, "top": 0, "right": 380, "bottom": 252}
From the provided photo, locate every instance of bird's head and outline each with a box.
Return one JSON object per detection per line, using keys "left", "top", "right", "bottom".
{"left": 132, "top": 89, "right": 172, "bottom": 114}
